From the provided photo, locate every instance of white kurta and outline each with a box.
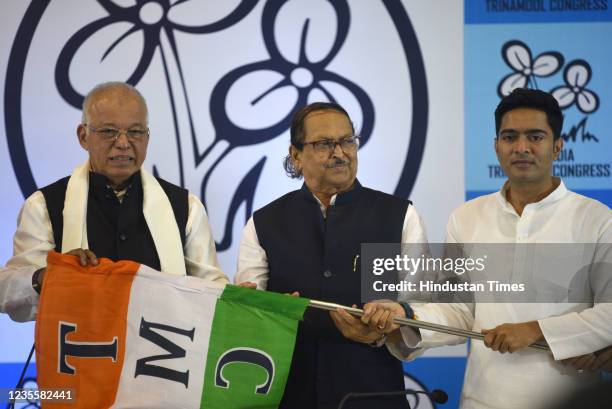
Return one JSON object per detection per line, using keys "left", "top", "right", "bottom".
{"left": 389, "top": 180, "right": 612, "bottom": 409}
{"left": 0, "top": 168, "right": 228, "bottom": 322}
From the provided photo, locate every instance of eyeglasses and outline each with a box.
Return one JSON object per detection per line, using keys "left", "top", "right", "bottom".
{"left": 300, "top": 136, "right": 360, "bottom": 153}
{"left": 86, "top": 125, "right": 149, "bottom": 142}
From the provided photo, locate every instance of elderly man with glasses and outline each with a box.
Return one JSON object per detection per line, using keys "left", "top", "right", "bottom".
{"left": 236, "top": 102, "right": 428, "bottom": 409}
{"left": 0, "top": 81, "right": 228, "bottom": 322}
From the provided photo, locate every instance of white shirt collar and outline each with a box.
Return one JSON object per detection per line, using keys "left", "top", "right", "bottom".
{"left": 496, "top": 177, "right": 568, "bottom": 214}
{"left": 312, "top": 193, "right": 337, "bottom": 218}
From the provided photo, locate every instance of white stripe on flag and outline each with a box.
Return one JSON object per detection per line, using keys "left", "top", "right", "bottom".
{"left": 112, "top": 265, "right": 224, "bottom": 408}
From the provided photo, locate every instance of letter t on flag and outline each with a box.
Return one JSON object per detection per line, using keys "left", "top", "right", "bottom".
{"left": 35, "top": 252, "right": 309, "bottom": 408}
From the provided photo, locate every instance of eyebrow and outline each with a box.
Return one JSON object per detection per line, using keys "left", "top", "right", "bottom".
{"left": 499, "top": 128, "right": 548, "bottom": 134}
{"left": 310, "top": 133, "right": 354, "bottom": 140}
{"left": 98, "top": 122, "right": 146, "bottom": 128}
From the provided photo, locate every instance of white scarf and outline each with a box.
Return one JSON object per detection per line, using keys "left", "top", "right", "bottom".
{"left": 61, "top": 160, "right": 186, "bottom": 275}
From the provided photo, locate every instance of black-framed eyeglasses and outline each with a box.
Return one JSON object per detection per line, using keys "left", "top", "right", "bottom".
{"left": 299, "top": 136, "right": 360, "bottom": 153}
{"left": 86, "top": 125, "right": 149, "bottom": 142}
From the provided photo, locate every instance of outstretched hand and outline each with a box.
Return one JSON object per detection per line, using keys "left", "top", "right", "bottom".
{"left": 482, "top": 321, "right": 543, "bottom": 353}
{"left": 362, "top": 301, "right": 406, "bottom": 333}
{"left": 237, "top": 281, "right": 257, "bottom": 289}
{"left": 330, "top": 305, "right": 383, "bottom": 344}
{"left": 561, "top": 346, "right": 612, "bottom": 372}
{"left": 66, "top": 248, "right": 99, "bottom": 266}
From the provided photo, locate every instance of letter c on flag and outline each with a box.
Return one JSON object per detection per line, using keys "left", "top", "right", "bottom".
{"left": 214, "top": 348, "right": 275, "bottom": 394}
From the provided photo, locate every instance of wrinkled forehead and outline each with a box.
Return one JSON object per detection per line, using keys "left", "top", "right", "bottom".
{"left": 303, "top": 109, "right": 354, "bottom": 137}
{"left": 84, "top": 87, "right": 148, "bottom": 124}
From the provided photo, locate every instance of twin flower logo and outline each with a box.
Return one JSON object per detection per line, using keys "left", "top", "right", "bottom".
{"left": 6, "top": 0, "right": 428, "bottom": 253}
{"left": 498, "top": 40, "right": 600, "bottom": 116}
{"left": 56, "top": 0, "right": 373, "bottom": 251}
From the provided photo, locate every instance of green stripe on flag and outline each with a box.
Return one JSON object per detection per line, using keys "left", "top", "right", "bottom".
{"left": 201, "top": 285, "right": 309, "bottom": 408}
{"left": 220, "top": 284, "right": 309, "bottom": 320}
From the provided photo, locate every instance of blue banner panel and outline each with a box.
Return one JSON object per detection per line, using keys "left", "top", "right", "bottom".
{"left": 465, "top": 22, "right": 612, "bottom": 199}
{"left": 0, "top": 363, "right": 38, "bottom": 409}
{"left": 0, "top": 363, "right": 36, "bottom": 389}
{"left": 404, "top": 357, "right": 467, "bottom": 409}
{"left": 466, "top": 0, "right": 612, "bottom": 24}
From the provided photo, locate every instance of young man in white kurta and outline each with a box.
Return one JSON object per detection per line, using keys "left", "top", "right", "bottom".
{"left": 391, "top": 180, "right": 611, "bottom": 409}
{"left": 364, "top": 88, "right": 612, "bottom": 409}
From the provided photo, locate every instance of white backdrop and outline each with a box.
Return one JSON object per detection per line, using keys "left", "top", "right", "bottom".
{"left": 0, "top": 0, "right": 464, "bottom": 367}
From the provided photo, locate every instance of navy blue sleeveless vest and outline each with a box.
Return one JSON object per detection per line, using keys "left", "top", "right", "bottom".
{"left": 254, "top": 181, "right": 411, "bottom": 409}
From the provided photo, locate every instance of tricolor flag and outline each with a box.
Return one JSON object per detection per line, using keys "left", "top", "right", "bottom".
{"left": 35, "top": 252, "right": 308, "bottom": 408}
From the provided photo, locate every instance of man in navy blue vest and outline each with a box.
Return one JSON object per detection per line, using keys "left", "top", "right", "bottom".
{"left": 236, "top": 102, "right": 428, "bottom": 408}
{"left": 0, "top": 82, "right": 228, "bottom": 322}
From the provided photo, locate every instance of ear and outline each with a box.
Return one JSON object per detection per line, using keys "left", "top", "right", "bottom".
{"left": 289, "top": 145, "right": 301, "bottom": 171}
{"left": 553, "top": 137, "right": 563, "bottom": 159}
{"left": 494, "top": 137, "right": 499, "bottom": 156}
{"left": 77, "top": 124, "right": 88, "bottom": 150}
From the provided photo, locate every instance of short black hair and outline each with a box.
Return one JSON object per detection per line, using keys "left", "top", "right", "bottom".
{"left": 283, "top": 102, "right": 354, "bottom": 178}
{"left": 494, "top": 88, "right": 563, "bottom": 140}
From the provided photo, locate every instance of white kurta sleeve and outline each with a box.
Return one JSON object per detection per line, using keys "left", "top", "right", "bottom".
{"left": 386, "top": 302, "right": 475, "bottom": 360}
{"left": 386, "top": 208, "right": 475, "bottom": 359}
{"left": 539, "top": 221, "right": 612, "bottom": 360}
{"left": 539, "top": 304, "right": 612, "bottom": 360}
{"left": 1, "top": 191, "right": 55, "bottom": 322}
{"left": 0, "top": 265, "right": 39, "bottom": 322}
{"left": 400, "top": 205, "right": 428, "bottom": 244}
{"left": 235, "top": 217, "right": 269, "bottom": 290}
{"left": 397, "top": 205, "right": 432, "bottom": 304}
{"left": 183, "top": 193, "right": 229, "bottom": 284}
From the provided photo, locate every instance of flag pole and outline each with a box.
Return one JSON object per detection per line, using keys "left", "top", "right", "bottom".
{"left": 308, "top": 299, "right": 550, "bottom": 352}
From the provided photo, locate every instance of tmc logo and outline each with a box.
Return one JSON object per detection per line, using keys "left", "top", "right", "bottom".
{"left": 5, "top": 0, "right": 428, "bottom": 259}
{"left": 497, "top": 39, "right": 600, "bottom": 143}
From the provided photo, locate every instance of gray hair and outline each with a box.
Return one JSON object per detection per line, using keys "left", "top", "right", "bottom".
{"left": 81, "top": 81, "right": 148, "bottom": 124}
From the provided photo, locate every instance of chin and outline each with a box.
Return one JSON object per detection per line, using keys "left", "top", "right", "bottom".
{"left": 509, "top": 174, "right": 541, "bottom": 184}
{"left": 111, "top": 161, "right": 139, "bottom": 172}
{"left": 330, "top": 177, "right": 355, "bottom": 190}
{"left": 328, "top": 173, "right": 350, "bottom": 182}
{"left": 109, "top": 168, "right": 137, "bottom": 179}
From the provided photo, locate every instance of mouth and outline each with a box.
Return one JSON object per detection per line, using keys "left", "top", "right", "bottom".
{"left": 511, "top": 160, "right": 534, "bottom": 168}
{"left": 325, "top": 159, "right": 349, "bottom": 169}
{"left": 109, "top": 155, "right": 135, "bottom": 164}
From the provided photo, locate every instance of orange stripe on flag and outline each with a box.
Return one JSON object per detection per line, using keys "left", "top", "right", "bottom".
{"left": 36, "top": 252, "right": 139, "bottom": 408}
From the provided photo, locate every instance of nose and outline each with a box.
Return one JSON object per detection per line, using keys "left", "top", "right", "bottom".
{"left": 331, "top": 141, "right": 346, "bottom": 157}
{"left": 113, "top": 131, "right": 130, "bottom": 149}
{"left": 513, "top": 135, "right": 530, "bottom": 154}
